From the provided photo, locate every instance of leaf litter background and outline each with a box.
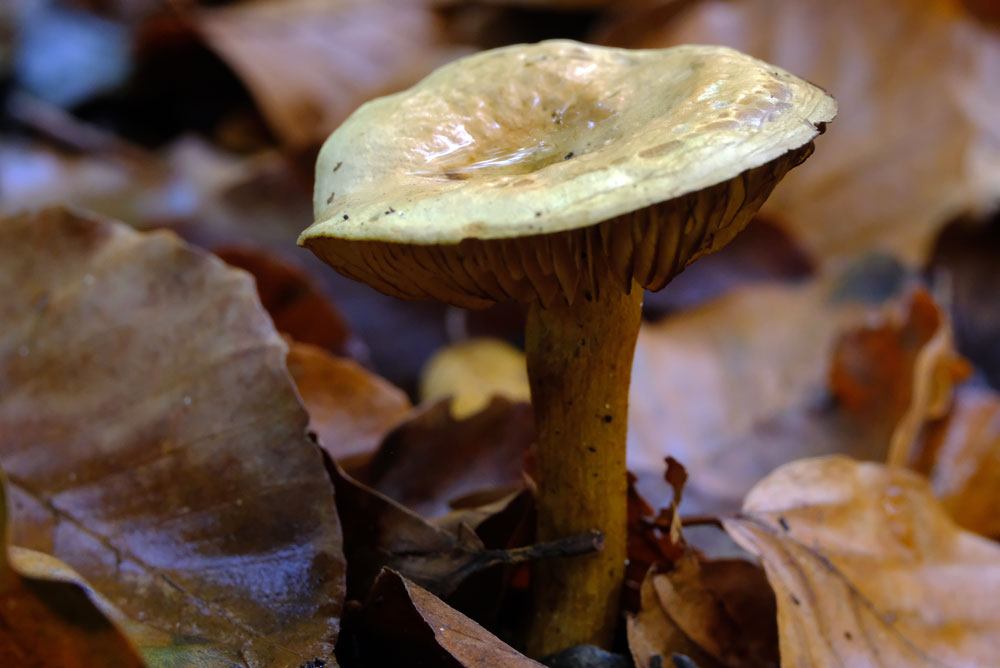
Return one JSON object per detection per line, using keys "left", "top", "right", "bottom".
{"left": 0, "top": 0, "right": 998, "bottom": 666}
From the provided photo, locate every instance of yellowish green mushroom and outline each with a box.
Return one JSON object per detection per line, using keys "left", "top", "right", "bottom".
{"left": 299, "top": 40, "right": 835, "bottom": 656}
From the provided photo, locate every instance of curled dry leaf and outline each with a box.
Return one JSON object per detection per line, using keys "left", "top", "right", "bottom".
{"left": 0, "top": 471, "right": 144, "bottom": 668}
{"left": 829, "top": 288, "right": 971, "bottom": 465}
{"left": 627, "top": 267, "right": 953, "bottom": 513}
{"left": 628, "top": 554, "right": 778, "bottom": 668}
{"left": 286, "top": 341, "right": 411, "bottom": 466}
{"left": 419, "top": 338, "right": 530, "bottom": 420}
{"left": 723, "top": 456, "right": 1000, "bottom": 667}
{"left": 910, "top": 385, "right": 1000, "bottom": 538}
{"left": 364, "top": 397, "right": 534, "bottom": 518}
{"left": 0, "top": 208, "right": 344, "bottom": 667}
{"left": 356, "top": 569, "right": 544, "bottom": 668}
{"left": 194, "top": 0, "right": 464, "bottom": 148}
{"left": 628, "top": 566, "right": 724, "bottom": 668}
{"left": 597, "top": 0, "right": 1000, "bottom": 266}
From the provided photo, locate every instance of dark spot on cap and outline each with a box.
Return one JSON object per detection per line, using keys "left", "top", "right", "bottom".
{"left": 326, "top": 192, "right": 335, "bottom": 204}
{"left": 779, "top": 516, "right": 789, "bottom": 531}
{"left": 584, "top": 291, "right": 593, "bottom": 301}
{"left": 603, "top": 415, "right": 612, "bottom": 423}
{"left": 333, "top": 162, "right": 342, "bottom": 172}
{"left": 385, "top": 206, "right": 396, "bottom": 215}
{"left": 564, "top": 152, "right": 574, "bottom": 160}
{"left": 791, "top": 594, "right": 801, "bottom": 605}
{"left": 844, "top": 631, "right": 853, "bottom": 640}
{"left": 535, "top": 211, "right": 542, "bottom": 217}
{"left": 587, "top": 446, "right": 596, "bottom": 453}
{"left": 343, "top": 214, "right": 349, "bottom": 220}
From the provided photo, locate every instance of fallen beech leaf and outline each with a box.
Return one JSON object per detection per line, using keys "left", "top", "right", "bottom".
{"left": 911, "top": 385, "right": 1000, "bottom": 538}
{"left": 597, "top": 0, "right": 1000, "bottom": 266}
{"left": 723, "top": 456, "right": 1000, "bottom": 667}
{"left": 0, "top": 208, "right": 344, "bottom": 667}
{"left": 364, "top": 398, "right": 534, "bottom": 518}
{"left": 286, "top": 341, "right": 411, "bottom": 465}
{"left": 419, "top": 338, "right": 530, "bottom": 419}
{"left": 194, "top": 0, "right": 463, "bottom": 148}
{"left": 627, "top": 567, "right": 723, "bottom": 668}
{"left": 10, "top": 545, "right": 245, "bottom": 667}
{"left": 357, "top": 569, "right": 544, "bottom": 667}
{"left": 650, "top": 555, "right": 777, "bottom": 668}
{"left": 628, "top": 265, "right": 948, "bottom": 513}
{"left": 215, "top": 245, "right": 354, "bottom": 355}
{"left": 0, "top": 471, "right": 144, "bottom": 668}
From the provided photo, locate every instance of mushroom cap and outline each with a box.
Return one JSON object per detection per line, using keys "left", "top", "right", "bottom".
{"left": 301, "top": 40, "right": 836, "bottom": 308}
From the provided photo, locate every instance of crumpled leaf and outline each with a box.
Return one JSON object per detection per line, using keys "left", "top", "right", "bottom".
{"left": 355, "top": 569, "right": 544, "bottom": 668}
{"left": 628, "top": 556, "right": 778, "bottom": 668}
{"left": 0, "top": 208, "right": 344, "bottom": 667}
{"left": 626, "top": 458, "right": 777, "bottom": 668}
{"left": 829, "top": 288, "right": 971, "bottom": 465}
{"left": 635, "top": 555, "right": 777, "bottom": 668}
{"left": 286, "top": 341, "right": 411, "bottom": 466}
{"left": 625, "top": 462, "right": 687, "bottom": 607}
{"left": 627, "top": 265, "right": 960, "bottom": 513}
{"left": 627, "top": 566, "right": 723, "bottom": 668}
{"left": 909, "top": 385, "right": 1000, "bottom": 538}
{"left": 419, "top": 338, "right": 530, "bottom": 419}
{"left": 363, "top": 397, "right": 534, "bottom": 518}
{"left": 723, "top": 456, "right": 1000, "bottom": 667}
{"left": 598, "top": 0, "right": 1000, "bottom": 266}
{"left": 0, "top": 469, "right": 145, "bottom": 668}
{"left": 194, "top": 0, "right": 465, "bottom": 148}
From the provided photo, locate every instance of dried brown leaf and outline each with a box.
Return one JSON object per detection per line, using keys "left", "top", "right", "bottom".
{"left": 0, "top": 471, "right": 145, "bottom": 668}
{"left": 419, "top": 338, "right": 530, "bottom": 419}
{"left": 0, "top": 208, "right": 344, "bottom": 667}
{"left": 829, "top": 288, "right": 971, "bottom": 465}
{"left": 628, "top": 268, "right": 949, "bottom": 514}
{"left": 598, "top": 0, "right": 1000, "bottom": 266}
{"left": 363, "top": 397, "right": 534, "bottom": 519}
{"left": 195, "top": 0, "right": 465, "bottom": 148}
{"left": 723, "top": 456, "right": 1000, "bottom": 667}
{"left": 215, "top": 245, "right": 354, "bottom": 355}
{"left": 911, "top": 385, "right": 1000, "bottom": 538}
{"left": 357, "top": 569, "right": 544, "bottom": 668}
{"left": 627, "top": 567, "right": 724, "bottom": 668}
{"left": 286, "top": 341, "right": 411, "bottom": 465}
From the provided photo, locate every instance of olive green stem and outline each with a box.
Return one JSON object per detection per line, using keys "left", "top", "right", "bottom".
{"left": 524, "top": 274, "right": 643, "bottom": 656}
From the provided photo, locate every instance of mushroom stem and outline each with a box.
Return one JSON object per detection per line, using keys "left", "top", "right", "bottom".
{"left": 524, "top": 271, "right": 643, "bottom": 656}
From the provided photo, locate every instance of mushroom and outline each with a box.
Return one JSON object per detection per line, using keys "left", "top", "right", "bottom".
{"left": 299, "top": 40, "right": 836, "bottom": 656}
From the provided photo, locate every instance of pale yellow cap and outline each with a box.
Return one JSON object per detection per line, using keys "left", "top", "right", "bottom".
{"left": 300, "top": 40, "right": 835, "bottom": 308}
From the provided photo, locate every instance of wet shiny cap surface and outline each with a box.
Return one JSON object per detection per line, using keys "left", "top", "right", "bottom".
{"left": 302, "top": 40, "right": 836, "bottom": 246}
